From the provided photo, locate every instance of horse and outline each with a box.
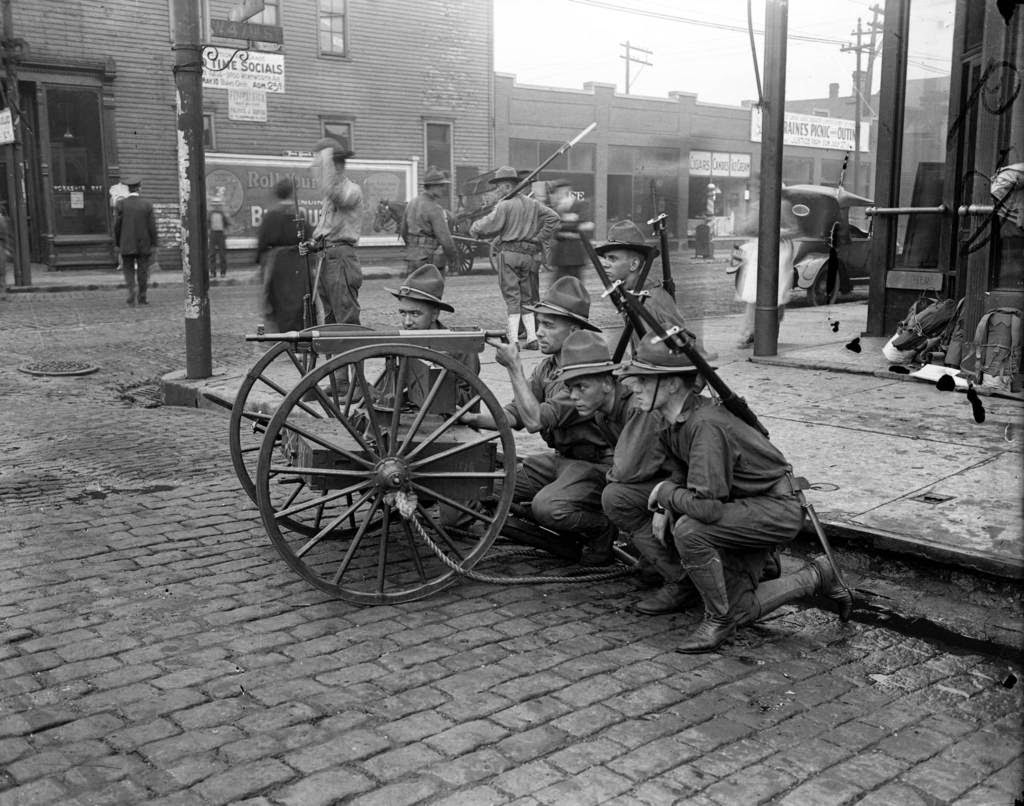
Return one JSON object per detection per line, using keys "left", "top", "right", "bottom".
{"left": 372, "top": 199, "right": 407, "bottom": 235}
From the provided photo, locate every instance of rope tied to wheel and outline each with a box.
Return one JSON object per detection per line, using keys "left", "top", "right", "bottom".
{"left": 384, "top": 489, "right": 637, "bottom": 585}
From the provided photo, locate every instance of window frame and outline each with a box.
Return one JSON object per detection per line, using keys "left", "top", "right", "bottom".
{"left": 317, "top": 0, "right": 348, "bottom": 58}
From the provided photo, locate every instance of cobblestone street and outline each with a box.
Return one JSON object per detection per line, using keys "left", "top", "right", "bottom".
{"left": 1, "top": 277, "right": 1021, "bottom": 805}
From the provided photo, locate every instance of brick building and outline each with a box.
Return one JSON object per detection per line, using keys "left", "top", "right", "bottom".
{"left": 0, "top": 0, "right": 493, "bottom": 275}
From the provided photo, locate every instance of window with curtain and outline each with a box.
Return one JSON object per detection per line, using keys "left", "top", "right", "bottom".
{"left": 319, "top": 0, "right": 347, "bottom": 56}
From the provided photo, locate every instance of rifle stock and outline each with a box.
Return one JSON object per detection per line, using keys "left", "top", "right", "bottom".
{"left": 580, "top": 232, "right": 768, "bottom": 437}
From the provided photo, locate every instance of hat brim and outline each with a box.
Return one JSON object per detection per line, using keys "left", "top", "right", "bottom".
{"left": 386, "top": 287, "right": 455, "bottom": 313}
{"left": 613, "top": 358, "right": 715, "bottom": 377}
{"left": 523, "top": 301, "right": 601, "bottom": 332}
{"left": 423, "top": 178, "right": 451, "bottom": 185}
{"left": 488, "top": 176, "right": 517, "bottom": 185}
{"left": 594, "top": 242, "right": 660, "bottom": 259}
{"left": 557, "top": 361, "right": 618, "bottom": 383}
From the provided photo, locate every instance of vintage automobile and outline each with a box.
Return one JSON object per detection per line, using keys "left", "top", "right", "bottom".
{"left": 784, "top": 184, "right": 875, "bottom": 306}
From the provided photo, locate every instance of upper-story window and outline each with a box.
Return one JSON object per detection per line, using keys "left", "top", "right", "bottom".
{"left": 319, "top": 0, "right": 347, "bottom": 56}
{"left": 248, "top": 0, "right": 281, "bottom": 52}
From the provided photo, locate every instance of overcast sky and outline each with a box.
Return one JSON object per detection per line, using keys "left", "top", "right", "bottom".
{"left": 493, "top": 0, "right": 954, "bottom": 108}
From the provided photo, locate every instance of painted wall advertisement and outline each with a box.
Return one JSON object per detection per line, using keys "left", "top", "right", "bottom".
{"left": 750, "top": 108, "right": 870, "bottom": 152}
{"left": 205, "top": 153, "right": 416, "bottom": 249}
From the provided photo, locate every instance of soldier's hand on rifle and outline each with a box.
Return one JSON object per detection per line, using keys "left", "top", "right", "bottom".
{"left": 487, "top": 337, "right": 521, "bottom": 370}
{"left": 298, "top": 237, "right": 321, "bottom": 256}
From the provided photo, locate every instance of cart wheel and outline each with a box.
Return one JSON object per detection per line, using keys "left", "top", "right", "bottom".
{"left": 228, "top": 325, "right": 369, "bottom": 522}
{"left": 255, "top": 343, "right": 517, "bottom": 605}
{"left": 453, "top": 237, "right": 474, "bottom": 275}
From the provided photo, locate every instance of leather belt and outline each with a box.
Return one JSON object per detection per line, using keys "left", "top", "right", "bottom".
{"left": 411, "top": 235, "right": 438, "bottom": 246}
{"left": 325, "top": 239, "right": 356, "bottom": 247}
{"left": 764, "top": 476, "right": 797, "bottom": 497}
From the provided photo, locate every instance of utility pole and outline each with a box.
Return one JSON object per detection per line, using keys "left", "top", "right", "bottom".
{"left": 172, "top": 0, "right": 212, "bottom": 378}
{"left": 619, "top": 41, "right": 652, "bottom": 94}
{"left": 754, "top": 0, "right": 787, "bottom": 358}
{"left": 841, "top": 6, "right": 881, "bottom": 194}
{"left": 1, "top": 0, "right": 30, "bottom": 286}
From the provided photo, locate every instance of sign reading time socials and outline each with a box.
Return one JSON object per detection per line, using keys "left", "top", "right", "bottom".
{"left": 202, "top": 50, "right": 285, "bottom": 93}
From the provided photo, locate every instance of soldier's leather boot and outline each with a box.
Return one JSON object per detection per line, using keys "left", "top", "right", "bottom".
{"left": 579, "top": 521, "right": 617, "bottom": 566}
{"left": 676, "top": 554, "right": 736, "bottom": 654}
{"left": 636, "top": 578, "right": 700, "bottom": 615}
{"left": 811, "top": 555, "right": 854, "bottom": 622}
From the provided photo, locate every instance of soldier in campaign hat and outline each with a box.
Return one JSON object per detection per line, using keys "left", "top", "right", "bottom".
{"left": 469, "top": 166, "right": 559, "bottom": 349}
{"left": 604, "top": 310, "right": 852, "bottom": 652}
{"left": 402, "top": 168, "right": 459, "bottom": 277}
{"left": 462, "top": 277, "right": 621, "bottom": 565}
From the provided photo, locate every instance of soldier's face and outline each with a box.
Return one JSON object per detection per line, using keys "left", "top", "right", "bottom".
{"left": 567, "top": 375, "right": 613, "bottom": 417}
{"left": 398, "top": 299, "right": 439, "bottom": 330}
{"left": 602, "top": 249, "right": 641, "bottom": 282}
{"left": 537, "top": 314, "right": 577, "bottom": 355}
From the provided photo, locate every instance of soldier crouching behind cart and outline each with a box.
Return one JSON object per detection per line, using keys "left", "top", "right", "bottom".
{"left": 461, "top": 277, "right": 629, "bottom": 565}
{"left": 605, "top": 309, "right": 853, "bottom": 653}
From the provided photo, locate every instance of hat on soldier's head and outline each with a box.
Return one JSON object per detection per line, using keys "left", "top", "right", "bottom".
{"left": 548, "top": 178, "right": 572, "bottom": 191}
{"left": 123, "top": 175, "right": 142, "bottom": 188}
{"left": 595, "top": 220, "right": 660, "bottom": 260}
{"left": 614, "top": 308, "right": 717, "bottom": 377}
{"left": 556, "top": 330, "right": 617, "bottom": 383}
{"left": 488, "top": 166, "right": 519, "bottom": 185}
{"left": 421, "top": 168, "right": 451, "bottom": 187}
{"left": 313, "top": 136, "right": 354, "bottom": 160}
{"left": 386, "top": 264, "right": 454, "bottom": 313}
{"left": 524, "top": 276, "right": 600, "bottom": 332}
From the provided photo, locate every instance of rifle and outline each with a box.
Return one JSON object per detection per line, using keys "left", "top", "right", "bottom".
{"left": 647, "top": 212, "right": 675, "bottom": 300}
{"left": 293, "top": 192, "right": 315, "bottom": 334}
{"left": 610, "top": 251, "right": 656, "bottom": 364}
{"left": 824, "top": 152, "right": 849, "bottom": 300}
{"left": 581, "top": 231, "right": 853, "bottom": 595}
{"left": 580, "top": 232, "right": 768, "bottom": 437}
{"left": 501, "top": 122, "right": 597, "bottom": 201}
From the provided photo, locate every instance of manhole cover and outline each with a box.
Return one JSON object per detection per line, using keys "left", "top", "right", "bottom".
{"left": 18, "top": 360, "right": 100, "bottom": 377}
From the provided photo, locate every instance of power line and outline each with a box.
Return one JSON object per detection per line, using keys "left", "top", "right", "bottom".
{"left": 567, "top": 0, "right": 849, "bottom": 45}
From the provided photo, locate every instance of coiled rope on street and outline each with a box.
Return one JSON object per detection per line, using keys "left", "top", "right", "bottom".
{"left": 384, "top": 490, "right": 637, "bottom": 585}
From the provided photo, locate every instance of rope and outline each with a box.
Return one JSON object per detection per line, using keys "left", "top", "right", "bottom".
{"left": 386, "top": 490, "right": 637, "bottom": 585}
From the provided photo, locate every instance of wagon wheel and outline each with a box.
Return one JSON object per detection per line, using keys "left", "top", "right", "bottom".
{"left": 453, "top": 236, "right": 475, "bottom": 275}
{"left": 228, "top": 325, "right": 370, "bottom": 527}
{"left": 255, "top": 343, "right": 517, "bottom": 605}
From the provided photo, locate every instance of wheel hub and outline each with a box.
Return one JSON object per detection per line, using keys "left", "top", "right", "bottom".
{"left": 374, "top": 457, "right": 409, "bottom": 490}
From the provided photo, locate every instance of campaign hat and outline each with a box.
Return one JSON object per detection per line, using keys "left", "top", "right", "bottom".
{"left": 524, "top": 276, "right": 600, "bottom": 332}
{"left": 556, "top": 330, "right": 617, "bottom": 383}
{"left": 614, "top": 310, "right": 717, "bottom": 377}
{"left": 488, "top": 166, "right": 520, "bottom": 185}
{"left": 594, "top": 219, "right": 659, "bottom": 260}
{"left": 313, "top": 136, "right": 354, "bottom": 160}
{"left": 421, "top": 169, "right": 451, "bottom": 186}
{"left": 122, "top": 175, "right": 143, "bottom": 188}
{"left": 386, "top": 264, "right": 454, "bottom": 313}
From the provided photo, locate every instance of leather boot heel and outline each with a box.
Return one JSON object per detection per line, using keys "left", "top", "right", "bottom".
{"left": 676, "top": 614, "right": 736, "bottom": 654}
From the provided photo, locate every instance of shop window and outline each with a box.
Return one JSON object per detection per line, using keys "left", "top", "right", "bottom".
{"left": 509, "top": 139, "right": 537, "bottom": 170}
{"left": 47, "top": 87, "right": 106, "bottom": 236}
{"left": 608, "top": 146, "right": 634, "bottom": 174}
{"left": 425, "top": 122, "right": 453, "bottom": 204}
{"left": 568, "top": 143, "right": 595, "bottom": 173}
{"left": 248, "top": 0, "right": 281, "bottom": 51}
{"left": 203, "top": 114, "right": 215, "bottom": 150}
{"left": 538, "top": 141, "right": 569, "bottom": 171}
{"left": 323, "top": 120, "right": 352, "bottom": 151}
{"left": 318, "top": 0, "right": 347, "bottom": 56}
{"left": 782, "top": 156, "right": 814, "bottom": 185}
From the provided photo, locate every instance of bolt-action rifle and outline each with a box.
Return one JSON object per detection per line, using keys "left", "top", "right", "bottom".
{"left": 581, "top": 231, "right": 852, "bottom": 596}
{"left": 500, "top": 122, "right": 598, "bottom": 201}
{"left": 647, "top": 212, "right": 675, "bottom": 301}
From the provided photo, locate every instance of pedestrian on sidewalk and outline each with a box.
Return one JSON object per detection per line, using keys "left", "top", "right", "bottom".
{"left": 546, "top": 178, "right": 593, "bottom": 283}
{"left": 469, "top": 166, "right": 559, "bottom": 348}
{"left": 208, "top": 190, "right": 231, "bottom": 278}
{"left": 114, "top": 176, "right": 157, "bottom": 306}
{"left": 461, "top": 277, "right": 621, "bottom": 565}
{"left": 303, "top": 137, "right": 364, "bottom": 325}
{"left": 259, "top": 178, "right": 312, "bottom": 332}
{"left": 609, "top": 309, "right": 852, "bottom": 653}
{"left": 402, "top": 169, "right": 459, "bottom": 277}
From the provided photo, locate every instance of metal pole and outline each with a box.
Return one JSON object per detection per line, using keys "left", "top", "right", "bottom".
{"left": 1, "top": 0, "right": 30, "bottom": 286}
{"left": 852, "top": 18, "right": 863, "bottom": 194}
{"left": 172, "top": 0, "right": 211, "bottom": 378}
{"left": 754, "top": 0, "right": 787, "bottom": 357}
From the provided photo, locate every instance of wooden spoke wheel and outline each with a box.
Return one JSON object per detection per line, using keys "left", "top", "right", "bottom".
{"left": 254, "top": 343, "right": 517, "bottom": 605}
{"left": 453, "top": 235, "right": 475, "bottom": 275}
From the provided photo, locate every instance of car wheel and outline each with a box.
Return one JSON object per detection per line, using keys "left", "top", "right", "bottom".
{"left": 807, "top": 265, "right": 840, "bottom": 306}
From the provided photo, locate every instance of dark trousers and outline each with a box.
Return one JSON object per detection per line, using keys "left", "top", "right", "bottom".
{"left": 317, "top": 244, "right": 363, "bottom": 325}
{"left": 496, "top": 250, "right": 540, "bottom": 315}
{"left": 210, "top": 231, "right": 228, "bottom": 276}
{"left": 122, "top": 253, "right": 151, "bottom": 304}
{"left": 514, "top": 452, "right": 610, "bottom": 539}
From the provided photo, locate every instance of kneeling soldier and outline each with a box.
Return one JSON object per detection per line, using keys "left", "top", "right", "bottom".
{"left": 611, "top": 311, "right": 853, "bottom": 653}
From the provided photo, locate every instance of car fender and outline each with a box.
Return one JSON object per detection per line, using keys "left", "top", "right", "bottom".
{"left": 793, "top": 253, "right": 829, "bottom": 290}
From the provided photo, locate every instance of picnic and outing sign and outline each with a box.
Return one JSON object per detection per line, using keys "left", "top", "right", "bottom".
{"left": 750, "top": 108, "right": 870, "bottom": 152}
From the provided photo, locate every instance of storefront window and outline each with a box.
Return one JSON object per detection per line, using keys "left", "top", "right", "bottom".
{"left": 47, "top": 87, "right": 106, "bottom": 236}
{"left": 894, "top": 0, "right": 955, "bottom": 268}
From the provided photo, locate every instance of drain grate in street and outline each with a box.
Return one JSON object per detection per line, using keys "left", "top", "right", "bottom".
{"left": 116, "top": 381, "right": 163, "bottom": 408}
{"left": 909, "top": 492, "right": 956, "bottom": 505}
{"left": 18, "top": 360, "right": 100, "bottom": 377}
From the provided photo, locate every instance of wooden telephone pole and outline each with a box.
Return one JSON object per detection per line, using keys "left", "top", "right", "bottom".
{"left": 1, "top": 0, "right": 30, "bottom": 286}
{"left": 620, "top": 41, "right": 652, "bottom": 94}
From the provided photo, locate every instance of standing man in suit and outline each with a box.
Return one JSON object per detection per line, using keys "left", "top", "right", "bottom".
{"left": 114, "top": 176, "right": 158, "bottom": 306}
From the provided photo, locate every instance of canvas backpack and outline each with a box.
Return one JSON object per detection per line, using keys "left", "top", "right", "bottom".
{"left": 891, "top": 297, "right": 958, "bottom": 355}
{"left": 939, "top": 297, "right": 968, "bottom": 367}
{"left": 965, "top": 307, "right": 1023, "bottom": 392}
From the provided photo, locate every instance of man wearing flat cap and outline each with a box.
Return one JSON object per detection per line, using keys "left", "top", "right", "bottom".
{"left": 305, "top": 137, "right": 364, "bottom": 324}
{"left": 114, "top": 175, "right": 158, "bottom": 306}
{"left": 402, "top": 169, "right": 459, "bottom": 277}
{"left": 547, "top": 178, "right": 594, "bottom": 282}
{"left": 606, "top": 310, "right": 853, "bottom": 652}
{"left": 462, "top": 277, "right": 623, "bottom": 564}
{"left": 469, "top": 166, "right": 559, "bottom": 349}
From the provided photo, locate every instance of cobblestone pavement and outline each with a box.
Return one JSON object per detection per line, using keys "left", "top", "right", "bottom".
{"left": 2, "top": 278, "right": 1021, "bottom": 805}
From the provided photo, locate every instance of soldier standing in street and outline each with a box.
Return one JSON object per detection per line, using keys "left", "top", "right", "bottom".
{"left": 469, "top": 166, "right": 559, "bottom": 349}
{"left": 402, "top": 169, "right": 459, "bottom": 277}
{"left": 610, "top": 309, "right": 853, "bottom": 653}
{"left": 304, "top": 137, "right": 364, "bottom": 324}
{"left": 114, "top": 176, "right": 157, "bottom": 307}
{"left": 547, "top": 178, "right": 593, "bottom": 283}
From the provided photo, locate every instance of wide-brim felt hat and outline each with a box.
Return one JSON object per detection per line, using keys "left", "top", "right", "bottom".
{"left": 524, "top": 276, "right": 600, "bottom": 332}
{"left": 313, "top": 137, "right": 354, "bottom": 160}
{"left": 386, "top": 264, "right": 454, "bottom": 313}
{"left": 614, "top": 310, "right": 717, "bottom": 376}
{"left": 556, "top": 330, "right": 617, "bottom": 383}
{"left": 122, "top": 175, "right": 142, "bottom": 187}
{"left": 488, "top": 166, "right": 519, "bottom": 185}
{"left": 421, "top": 169, "right": 451, "bottom": 186}
{"left": 594, "top": 219, "right": 659, "bottom": 259}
